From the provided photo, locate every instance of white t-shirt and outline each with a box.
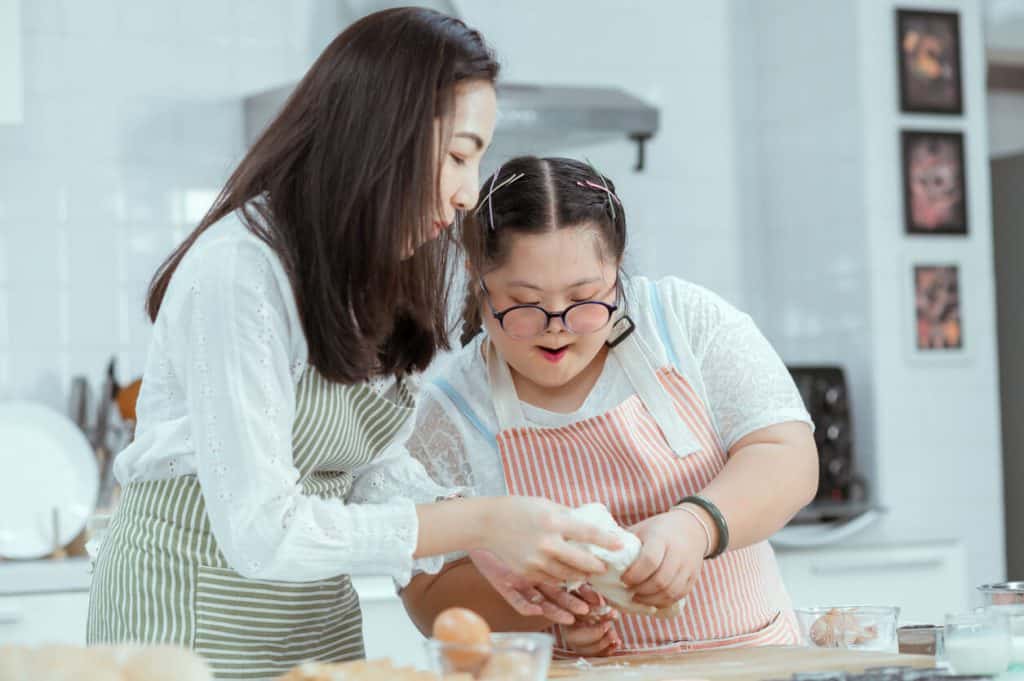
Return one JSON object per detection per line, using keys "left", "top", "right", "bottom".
{"left": 406, "top": 276, "right": 813, "bottom": 548}
{"left": 114, "top": 210, "right": 452, "bottom": 586}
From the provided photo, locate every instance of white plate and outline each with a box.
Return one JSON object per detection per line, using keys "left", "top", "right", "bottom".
{"left": 0, "top": 401, "right": 99, "bottom": 559}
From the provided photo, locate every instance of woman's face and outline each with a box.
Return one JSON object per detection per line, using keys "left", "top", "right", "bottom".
{"left": 481, "top": 225, "right": 619, "bottom": 391}
{"left": 411, "top": 80, "right": 496, "bottom": 255}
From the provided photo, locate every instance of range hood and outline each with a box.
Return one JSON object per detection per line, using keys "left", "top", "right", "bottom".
{"left": 242, "top": 2, "right": 659, "bottom": 171}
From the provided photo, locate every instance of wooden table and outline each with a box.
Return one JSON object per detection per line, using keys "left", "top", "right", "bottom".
{"left": 548, "top": 645, "right": 936, "bottom": 681}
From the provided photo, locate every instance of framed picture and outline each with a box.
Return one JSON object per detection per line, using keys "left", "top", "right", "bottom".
{"left": 902, "top": 130, "right": 968, "bottom": 235}
{"left": 913, "top": 264, "right": 963, "bottom": 354}
{"left": 896, "top": 9, "right": 963, "bottom": 114}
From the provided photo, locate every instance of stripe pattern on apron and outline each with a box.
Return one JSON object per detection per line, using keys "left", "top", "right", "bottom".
{"left": 497, "top": 366, "right": 799, "bottom": 654}
{"left": 86, "top": 370, "right": 414, "bottom": 680}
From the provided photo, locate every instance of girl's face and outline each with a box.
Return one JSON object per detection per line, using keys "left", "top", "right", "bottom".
{"left": 408, "top": 80, "right": 496, "bottom": 256}
{"left": 481, "top": 225, "right": 620, "bottom": 392}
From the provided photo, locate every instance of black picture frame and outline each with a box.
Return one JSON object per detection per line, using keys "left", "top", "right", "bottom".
{"left": 913, "top": 263, "right": 963, "bottom": 352}
{"left": 901, "top": 130, "right": 968, "bottom": 236}
{"left": 896, "top": 9, "right": 963, "bottom": 115}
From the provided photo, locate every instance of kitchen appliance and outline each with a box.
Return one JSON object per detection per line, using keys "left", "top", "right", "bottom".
{"left": 242, "top": 1, "right": 660, "bottom": 170}
{"left": 771, "top": 366, "right": 881, "bottom": 548}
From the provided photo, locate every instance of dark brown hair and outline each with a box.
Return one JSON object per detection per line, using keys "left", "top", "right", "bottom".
{"left": 459, "top": 156, "right": 627, "bottom": 345}
{"left": 146, "top": 8, "right": 499, "bottom": 382}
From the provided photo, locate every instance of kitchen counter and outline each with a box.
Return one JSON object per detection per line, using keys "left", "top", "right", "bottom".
{"left": 548, "top": 646, "right": 936, "bottom": 681}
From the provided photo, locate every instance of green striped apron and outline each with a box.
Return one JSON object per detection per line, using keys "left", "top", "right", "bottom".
{"left": 86, "top": 370, "right": 414, "bottom": 680}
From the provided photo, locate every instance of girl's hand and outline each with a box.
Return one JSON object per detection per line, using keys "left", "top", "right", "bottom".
{"left": 561, "top": 588, "right": 620, "bottom": 656}
{"left": 478, "top": 497, "right": 622, "bottom": 586}
{"left": 621, "top": 509, "right": 705, "bottom": 609}
{"left": 468, "top": 549, "right": 591, "bottom": 625}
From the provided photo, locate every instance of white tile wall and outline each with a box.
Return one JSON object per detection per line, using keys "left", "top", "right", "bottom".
{"left": 0, "top": 0, "right": 313, "bottom": 409}
{"left": 457, "top": 0, "right": 748, "bottom": 305}
{"left": 732, "top": 0, "right": 1005, "bottom": 599}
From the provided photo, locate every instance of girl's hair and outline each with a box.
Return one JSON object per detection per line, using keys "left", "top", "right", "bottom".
{"left": 146, "top": 7, "right": 499, "bottom": 383}
{"left": 459, "top": 156, "right": 627, "bottom": 345}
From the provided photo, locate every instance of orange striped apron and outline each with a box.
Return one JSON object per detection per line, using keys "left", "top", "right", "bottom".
{"left": 480, "top": 281, "right": 800, "bottom": 655}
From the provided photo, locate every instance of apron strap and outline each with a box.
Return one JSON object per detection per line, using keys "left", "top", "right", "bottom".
{"left": 430, "top": 377, "right": 499, "bottom": 452}
{"left": 613, "top": 324, "right": 703, "bottom": 457}
{"left": 486, "top": 320, "right": 703, "bottom": 457}
{"left": 486, "top": 339, "right": 528, "bottom": 430}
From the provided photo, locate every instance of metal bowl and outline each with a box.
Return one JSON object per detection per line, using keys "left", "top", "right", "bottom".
{"left": 978, "top": 582, "right": 1024, "bottom": 606}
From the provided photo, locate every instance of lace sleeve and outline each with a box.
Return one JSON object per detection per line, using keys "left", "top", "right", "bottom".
{"left": 666, "top": 279, "right": 813, "bottom": 452}
{"left": 405, "top": 388, "right": 477, "bottom": 493}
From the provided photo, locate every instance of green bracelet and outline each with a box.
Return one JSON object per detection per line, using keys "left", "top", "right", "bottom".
{"left": 679, "top": 495, "right": 729, "bottom": 559}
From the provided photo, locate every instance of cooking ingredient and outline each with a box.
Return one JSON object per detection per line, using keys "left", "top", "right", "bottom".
{"left": 432, "top": 607, "right": 492, "bottom": 672}
{"left": 564, "top": 503, "right": 684, "bottom": 618}
{"left": 809, "top": 609, "right": 878, "bottom": 648}
{"left": 945, "top": 632, "right": 1011, "bottom": 675}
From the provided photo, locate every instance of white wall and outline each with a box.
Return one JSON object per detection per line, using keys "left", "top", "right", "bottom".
{"left": 859, "top": 0, "right": 1005, "bottom": 595}
{"left": 733, "top": 0, "right": 1005, "bottom": 598}
{"left": 0, "top": 1, "right": 314, "bottom": 409}
{"left": 0, "top": 0, "right": 23, "bottom": 123}
{"left": 988, "top": 91, "right": 1024, "bottom": 158}
{"left": 456, "top": 0, "right": 747, "bottom": 306}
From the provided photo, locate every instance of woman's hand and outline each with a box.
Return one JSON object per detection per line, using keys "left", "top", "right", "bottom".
{"left": 477, "top": 496, "right": 621, "bottom": 586}
{"left": 621, "top": 509, "right": 706, "bottom": 609}
{"left": 468, "top": 549, "right": 592, "bottom": 625}
{"left": 561, "top": 588, "right": 621, "bottom": 656}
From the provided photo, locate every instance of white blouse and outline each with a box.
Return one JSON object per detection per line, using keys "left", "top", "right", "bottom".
{"left": 114, "top": 211, "right": 453, "bottom": 586}
{"left": 406, "top": 275, "right": 813, "bottom": 561}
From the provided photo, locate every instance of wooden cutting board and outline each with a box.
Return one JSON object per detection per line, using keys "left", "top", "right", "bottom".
{"left": 548, "top": 645, "right": 935, "bottom": 681}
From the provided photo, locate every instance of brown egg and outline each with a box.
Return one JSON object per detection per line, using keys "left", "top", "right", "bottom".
{"left": 431, "top": 607, "right": 491, "bottom": 673}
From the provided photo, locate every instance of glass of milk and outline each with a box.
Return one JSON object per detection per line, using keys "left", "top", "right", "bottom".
{"left": 986, "top": 604, "right": 1024, "bottom": 671}
{"left": 944, "top": 611, "right": 1011, "bottom": 675}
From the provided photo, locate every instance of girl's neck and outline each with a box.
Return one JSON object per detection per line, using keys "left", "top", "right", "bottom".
{"left": 510, "top": 345, "right": 610, "bottom": 414}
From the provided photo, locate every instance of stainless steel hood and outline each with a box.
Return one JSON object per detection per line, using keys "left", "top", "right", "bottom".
{"left": 242, "top": 2, "right": 660, "bottom": 170}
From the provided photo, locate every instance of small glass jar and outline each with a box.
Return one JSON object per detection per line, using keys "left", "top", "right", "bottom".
{"left": 943, "top": 610, "right": 1011, "bottom": 676}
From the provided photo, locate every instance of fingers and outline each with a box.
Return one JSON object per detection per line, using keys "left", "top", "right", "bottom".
{"left": 538, "top": 584, "right": 590, "bottom": 617}
{"left": 576, "top": 585, "right": 605, "bottom": 608}
{"left": 621, "top": 536, "right": 666, "bottom": 586}
{"left": 632, "top": 543, "right": 682, "bottom": 597}
{"left": 558, "top": 517, "right": 623, "bottom": 553}
{"left": 549, "top": 542, "right": 608, "bottom": 577}
{"left": 494, "top": 583, "right": 544, "bottom": 617}
{"left": 565, "top": 621, "right": 620, "bottom": 656}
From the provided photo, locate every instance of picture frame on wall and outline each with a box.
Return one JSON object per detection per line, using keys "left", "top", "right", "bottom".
{"left": 912, "top": 263, "right": 964, "bottom": 355}
{"left": 896, "top": 9, "right": 963, "bottom": 114}
{"left": 902, "top": 130, "right": 968, "bottom": 235}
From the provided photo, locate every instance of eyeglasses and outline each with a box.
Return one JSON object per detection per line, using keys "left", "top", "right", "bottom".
{"left": 481, "top": 281, "right": 619, "bottom": 340}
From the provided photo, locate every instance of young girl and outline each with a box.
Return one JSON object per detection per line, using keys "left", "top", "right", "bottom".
{"left": 399, "top": 156, "right": 819, "bottom": 656}
{"left": 86, "top": 14, "right": 619, "bottom": 678}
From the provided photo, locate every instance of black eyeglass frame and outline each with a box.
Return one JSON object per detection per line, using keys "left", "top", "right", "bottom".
{"left": 480, "top": 280, "right": 620, "bottom": 339}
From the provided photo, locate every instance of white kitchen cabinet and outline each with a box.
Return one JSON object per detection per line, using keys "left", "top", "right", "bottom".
{"left": 0, "top": 560, "right": 427, "bottom": 668}
{"left": 0, "top": 591, "right": 90, "bottom": 645}
{"left": 775, "top": 541, "right": 969, "bottom": 625}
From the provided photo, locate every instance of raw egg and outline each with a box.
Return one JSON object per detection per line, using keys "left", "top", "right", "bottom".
{"left": 432, "top": 607, "right": 492, "bottom": 672}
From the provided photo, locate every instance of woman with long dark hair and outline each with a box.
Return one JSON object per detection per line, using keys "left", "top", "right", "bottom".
{"left": 86, "top": 11, "right": 618, "bottom": 677}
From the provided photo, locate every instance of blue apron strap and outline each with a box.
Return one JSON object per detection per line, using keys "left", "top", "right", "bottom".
{"left": 648, "top": 278, "right": 681, "bottom": 370}
{"left": 430, "top": 377, "right": 499, "bottom": 453}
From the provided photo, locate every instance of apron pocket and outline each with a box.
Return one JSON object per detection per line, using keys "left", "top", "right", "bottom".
{"left": 194, "top": 565, "right": 364, "bottom": 674}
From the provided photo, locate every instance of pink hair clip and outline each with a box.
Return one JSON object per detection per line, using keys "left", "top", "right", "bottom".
{"left": 576, "top": 179, "right": 622, "bottom": 220}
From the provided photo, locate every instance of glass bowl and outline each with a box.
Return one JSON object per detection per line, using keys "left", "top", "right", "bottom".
{"left": 424, "top": 631, "right": 553, "bottom": 681}
{"left": 794, "top": 606, "right": 900, "bottom": 652}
